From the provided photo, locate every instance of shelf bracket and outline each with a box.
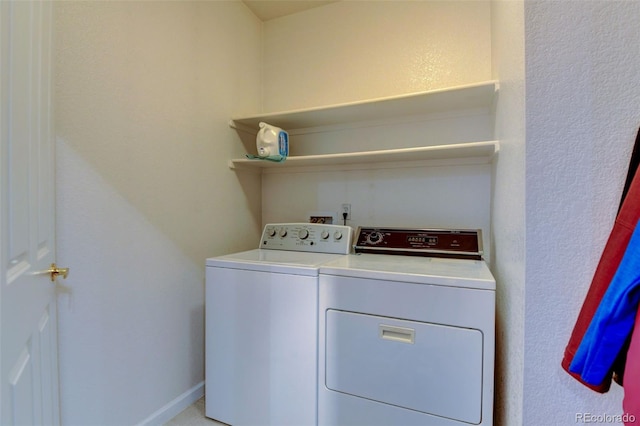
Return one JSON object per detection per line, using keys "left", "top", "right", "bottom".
{"left": 228, "top": 120, "right": 257, "bottom": 135}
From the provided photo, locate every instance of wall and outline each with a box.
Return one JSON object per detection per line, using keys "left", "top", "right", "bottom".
{"left": 490, "top": 1, "right": 525, "bottom": 426}
{"left": 524, "top": 1, "right": 640, "bottom": 424}
{"left": 263, "top": 1, "right": 492, "bottom": 112}
{"left": 54, "top": 2, "right": 262, "bottom": 424}
{"left": 260, "top": 1, "right": 494, "bottom": 257}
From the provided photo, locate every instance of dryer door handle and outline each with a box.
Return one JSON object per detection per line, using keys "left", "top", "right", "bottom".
{"left": 379, "top": 324, "right": 415, "bottom": 344}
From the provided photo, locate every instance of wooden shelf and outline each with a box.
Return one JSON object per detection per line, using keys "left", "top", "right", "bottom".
{"left": 229, "top": 81, "right": 498, "bottom": 171}
{"left": 229, "top": 141, "right": 499, "bottom": 171}
{"left": 230, "top": 81, "right": 498, "bottom": 134}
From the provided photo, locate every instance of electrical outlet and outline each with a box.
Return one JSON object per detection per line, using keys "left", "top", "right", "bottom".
{"left": 341, "top": 203, "right": 351, "bottom": 220}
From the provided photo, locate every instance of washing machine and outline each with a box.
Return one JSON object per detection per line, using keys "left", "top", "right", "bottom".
{"left": 205, "top": 223, "right": 352, "bottom": 426}
{"left": 318, "top": 227, "right": 496, "bottom": 426}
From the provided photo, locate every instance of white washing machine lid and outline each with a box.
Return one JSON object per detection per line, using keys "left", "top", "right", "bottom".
{"left": 206, "top": 249, "right": 346, "bottom": 276}
{"left": 319, "top": 253, "right": 496, "bottom": 290}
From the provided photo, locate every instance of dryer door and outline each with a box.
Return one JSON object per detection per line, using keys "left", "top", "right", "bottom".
{"left": 325, "top": 310, "right": 483, "bottom": 424}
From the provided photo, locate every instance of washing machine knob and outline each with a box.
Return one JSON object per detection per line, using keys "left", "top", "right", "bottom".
{"left": 334, "top": 231, "right": 343, "bottom": 240}
{"left": 267, "top": 227, "right": 276, "bottom": 237}
{"left": 321, "top": 230, "right": 330, "bottom": 240}
{"left": 298, "top": 229, "right": 309, "bottom": 240}
{"left": 279, "top": 228, "right": 288, "bottom": 238}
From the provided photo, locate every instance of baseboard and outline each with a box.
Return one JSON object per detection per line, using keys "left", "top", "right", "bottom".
{"left": 136, "top": 381, "right": 205, "bottom": 426}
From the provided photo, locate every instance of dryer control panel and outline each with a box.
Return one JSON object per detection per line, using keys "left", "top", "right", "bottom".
{"left": 355, "top": 227, "right": 483, "bottom": 260}
{"left": 261, "top": 223, "right": 352, "bottom": 254}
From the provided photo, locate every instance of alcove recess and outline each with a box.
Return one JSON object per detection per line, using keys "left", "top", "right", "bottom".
{"left": 229, "top": 81, "right": 499, "bottom": 172}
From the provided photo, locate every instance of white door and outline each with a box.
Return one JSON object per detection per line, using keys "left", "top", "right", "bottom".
{"left": 1, "top": 1, "right": 62, "bottom": 425}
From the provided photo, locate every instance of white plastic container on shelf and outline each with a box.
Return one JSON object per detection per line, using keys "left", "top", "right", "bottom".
{"left": 252, "top": 121, "right": 289, "bottom": 162}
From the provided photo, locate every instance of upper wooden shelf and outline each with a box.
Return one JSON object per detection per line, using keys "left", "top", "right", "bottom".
{"left": 229, "top": 81, "right": 499, "bottom": 134}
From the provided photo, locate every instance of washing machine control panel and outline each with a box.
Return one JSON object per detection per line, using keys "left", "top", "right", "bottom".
{"left": 355, "top": 227, "right": 483, "bottom": 260}
{"left": 261, "top": 223, "right": 352, "bottom": 254}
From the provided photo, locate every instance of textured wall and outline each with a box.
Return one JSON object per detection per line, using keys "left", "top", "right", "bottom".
{"left": 524, "top": 1, "right": 640, "bottom": 424}
{"left": 490, "top": 1, "right": 525, "bottom": 425}
{"left": 262, "top": 1, "right": 492, "bottom": 112}
{"left": 54, "top": 2, "right": 262, "bottom": 424}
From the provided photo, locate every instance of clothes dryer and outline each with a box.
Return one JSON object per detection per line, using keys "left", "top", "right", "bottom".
{"left": 205, "top": 223, "right": 352, "bottom": 426}
{"left": 318, "top": 227, "right": 496, "bottom": 426}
